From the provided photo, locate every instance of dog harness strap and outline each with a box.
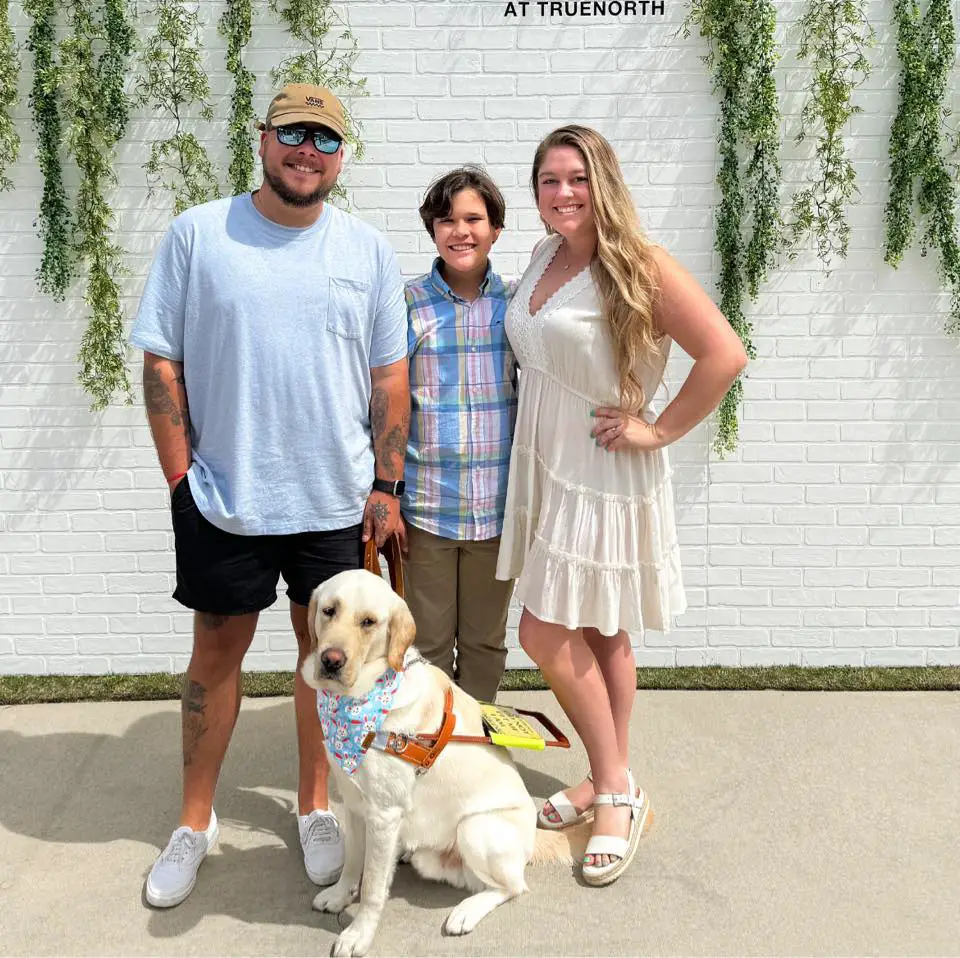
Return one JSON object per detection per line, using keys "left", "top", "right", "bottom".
{"left": 382, "top": 687, "right": 457, "bottom": 773}
{"left": 415, "top": 732, "right": 491, "bottom": 744}
{"left": 421, "top": 686, "right": 456, "bottom": 767}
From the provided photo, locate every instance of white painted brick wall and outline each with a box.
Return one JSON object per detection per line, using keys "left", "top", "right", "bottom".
{"left": 1, "top": 0, "right": 958, "bottom": 674}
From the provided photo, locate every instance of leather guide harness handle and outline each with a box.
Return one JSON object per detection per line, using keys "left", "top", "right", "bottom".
{"left": 364, "top": 535, "right": 404, "bottom": 598}
{"left": 412, "top": 709, "right": 570, "bottom": 749}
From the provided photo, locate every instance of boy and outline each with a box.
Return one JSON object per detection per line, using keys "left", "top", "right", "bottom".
{"left": 398, "top": 167, "right": 517, "bottom": 702}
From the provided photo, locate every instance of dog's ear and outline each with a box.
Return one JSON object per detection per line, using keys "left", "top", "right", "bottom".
{"left": 386, "top": 599, "right": 416, "bottom": 672}
{"left": 306, "top": 589, "right": 319, "bottom": 650}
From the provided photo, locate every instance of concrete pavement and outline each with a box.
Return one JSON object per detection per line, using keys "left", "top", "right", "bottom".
{"left": 1, "top": 690, "right": 958, "bottom": 956}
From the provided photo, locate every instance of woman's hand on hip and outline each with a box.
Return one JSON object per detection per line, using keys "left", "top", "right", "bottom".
{"left": 591, "top": 407, "right": 665, "bottom": 452}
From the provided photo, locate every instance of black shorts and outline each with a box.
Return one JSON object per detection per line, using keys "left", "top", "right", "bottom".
{"left": 170, "top": 478, "right": 364, "bottom": 614}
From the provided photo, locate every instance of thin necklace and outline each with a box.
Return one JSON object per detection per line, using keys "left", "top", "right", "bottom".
{"left": 562, "top": 238, "right": 590, "bottom": 272}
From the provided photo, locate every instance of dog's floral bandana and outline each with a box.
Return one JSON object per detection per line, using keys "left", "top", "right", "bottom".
{"left": 316, "top": 669, "right": 403, "bottom": 775}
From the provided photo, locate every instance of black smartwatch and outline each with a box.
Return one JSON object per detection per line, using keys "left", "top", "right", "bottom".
{"left": 372, "top": 478, "right": 405, "bottom": 497}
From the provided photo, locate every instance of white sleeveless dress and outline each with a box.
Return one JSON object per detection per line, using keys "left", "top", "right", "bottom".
{"left": 496, "top": 235, "right": 686, "bottom": 636}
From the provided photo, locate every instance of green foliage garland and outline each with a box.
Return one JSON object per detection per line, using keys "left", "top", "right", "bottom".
{"left": 136, "top": 0, "right": 220, "bottom": 215}
{"left": 885, "top": 0, "right": 960, "bottom": 334}
{"left": 787, "top": 0, "right": 874, "bottom": 270}
{"left": 219, "top": 0, "right": 255, "bottom": 195}
{"left": 0, "top": 0, "right": 20, "bottom": 191}
{"left": 269, "top": 0, "right": 368, "bottom": 192}
{"left": 60, "top": 0, "right": 135, "bottom": 408}
{"left": 24, "top": 0, "right": 73, "bottom": 299}
{"left": 684, "top": 0, "right": 783, "bottom": 457}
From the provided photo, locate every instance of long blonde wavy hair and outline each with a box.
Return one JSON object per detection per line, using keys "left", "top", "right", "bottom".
{"left": 531, "top": 125, "right": 663, "bottom": 413}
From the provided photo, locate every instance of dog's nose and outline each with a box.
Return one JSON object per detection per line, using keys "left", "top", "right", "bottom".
{"left": 320, "top": 648, "right": 347, "bottom": 675}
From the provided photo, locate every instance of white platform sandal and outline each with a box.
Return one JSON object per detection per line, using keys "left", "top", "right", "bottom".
{"left": 581, "top": 769, "right": 651, "bottom": 887}
{"left": 537, "top": 771, "right": 595, "bottom": 831}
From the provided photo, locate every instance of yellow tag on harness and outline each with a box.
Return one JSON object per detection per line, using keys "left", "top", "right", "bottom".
{"left": 478, "top": 703, "right": 546, "bottom": 750}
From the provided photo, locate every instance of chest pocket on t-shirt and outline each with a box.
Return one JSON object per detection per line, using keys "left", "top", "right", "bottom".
{"left": 327, "top": 276, "right": 371, "bottom": 340}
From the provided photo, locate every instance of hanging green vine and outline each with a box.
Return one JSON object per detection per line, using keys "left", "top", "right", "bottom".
{"left": 60, "top": 0, "right": 135, "bottom": 408}
{"left": 136, "top": 0, "right": 220, "bottom": 215}
{"left": 885, "top": 0, "right": 960, "bottom": 334}
{"left": 24, "top": 0, "right": 73, "bottom": 299}
{"left": 787, "top": 0, "right": 874, "bottom": 270}
{"left": 0, "top": 0, "right": 20, "bottom": 191}
{"left": 269, "top": 0, "right": 368, "bottom": 196}
{"left": 219, "top": 0, "right": 255, "bottom": 195}
{"left": 683, "top": 0, "right": 783, "bottom": 457}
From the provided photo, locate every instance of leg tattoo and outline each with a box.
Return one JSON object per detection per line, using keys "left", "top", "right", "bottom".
{"left": 182, "top": 678, "right": 208, "bottom": 767}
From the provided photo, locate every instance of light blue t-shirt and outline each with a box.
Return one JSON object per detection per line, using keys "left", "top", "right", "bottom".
{"left": 130, "top": 194, "right": 407, "bottom": 535}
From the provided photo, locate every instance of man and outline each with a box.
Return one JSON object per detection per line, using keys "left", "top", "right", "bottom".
{"left": 130, "top": 84, "right": 409, "bottom": 908}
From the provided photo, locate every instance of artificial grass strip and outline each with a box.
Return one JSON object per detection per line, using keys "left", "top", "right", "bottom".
{"left": 0, "top": 666, "right": 957, "bottom": 705}
{"left": 508, "top": 666, "right": 960, "bottom": 692}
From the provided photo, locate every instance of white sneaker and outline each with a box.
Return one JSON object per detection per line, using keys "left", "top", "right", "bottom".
{"left": 298, "top": 810, "right": 344, "bottom": 886}
{"left": 145, "top": 810, "right": 219, "bottom": 908}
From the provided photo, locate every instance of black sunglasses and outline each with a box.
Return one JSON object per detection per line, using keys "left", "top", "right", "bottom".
{"left": 273, "top": 124, "right": 342, "bottom": 154}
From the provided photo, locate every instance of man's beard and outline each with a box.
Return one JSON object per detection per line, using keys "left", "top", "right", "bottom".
{"left": 262, "top": 160, "right": 334, "bottom": 208}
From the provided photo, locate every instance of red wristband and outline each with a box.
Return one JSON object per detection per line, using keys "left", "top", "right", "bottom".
{"left": 166, "top": 471, "right": 188, "bottom": 484}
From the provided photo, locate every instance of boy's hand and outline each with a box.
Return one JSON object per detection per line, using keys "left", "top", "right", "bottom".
{"left": 396, "top": 515, "right": 409, "bottom": 556}
{"left": 362, "top": 491, "right": 400, "bottom": 547}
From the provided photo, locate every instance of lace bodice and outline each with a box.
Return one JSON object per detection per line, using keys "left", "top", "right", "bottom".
{"left": 506, "top": 234, "right": 670, "bottom": 408}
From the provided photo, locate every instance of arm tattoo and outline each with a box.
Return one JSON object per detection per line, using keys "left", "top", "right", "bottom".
{"left": 381, "top": 423, "right": 407, "bottom": 472}
{"left": 370, "top": 386, "right": 388, "bottom": 440}
{"left": 181, "top": 678, "right": 208, "bottom": 768}
{"left": 144, "top": 362, "right": 190, "bottom": 430}
{"left": 370, "top": 385, "right": 408, "bottom": 480}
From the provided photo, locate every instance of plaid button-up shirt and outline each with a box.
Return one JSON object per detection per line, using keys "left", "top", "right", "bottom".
{"left": 400, "top": 259, "right": 518, "bottom": 541}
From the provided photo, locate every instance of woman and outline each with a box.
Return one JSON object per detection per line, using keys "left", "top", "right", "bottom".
{"left": 496, "top": 126, "right": 747, "bottom": 886}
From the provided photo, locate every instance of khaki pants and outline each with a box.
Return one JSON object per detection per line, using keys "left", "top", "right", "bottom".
{"left": 403, "top": 523, "right": 513, "bottom": 702}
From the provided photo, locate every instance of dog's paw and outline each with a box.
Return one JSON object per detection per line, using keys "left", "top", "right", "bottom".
{"left": 312, "top": 882, "right": 355, "bottom": 914}
{"left": 331, "top": 918, "right": 376, "bottom": 957}
{"left": 444, "top": 899, "right": 485, "bottom": 936}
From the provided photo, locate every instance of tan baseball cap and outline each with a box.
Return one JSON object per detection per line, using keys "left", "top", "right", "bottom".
{"left": 262, "top": 84, "right": 347, "bottom": 139}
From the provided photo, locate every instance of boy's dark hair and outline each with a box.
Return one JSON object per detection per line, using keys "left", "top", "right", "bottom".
{"left": 418, "top": 166, "right": 506, "bottom": 239}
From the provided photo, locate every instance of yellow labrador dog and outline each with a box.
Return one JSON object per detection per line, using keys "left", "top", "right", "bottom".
{"left": 301, "top": 568, "right": 584, "bottom": 957}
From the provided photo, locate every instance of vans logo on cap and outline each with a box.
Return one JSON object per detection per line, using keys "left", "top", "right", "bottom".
{"left": 305, "top": 96, "right": 325, "bottom": 107}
